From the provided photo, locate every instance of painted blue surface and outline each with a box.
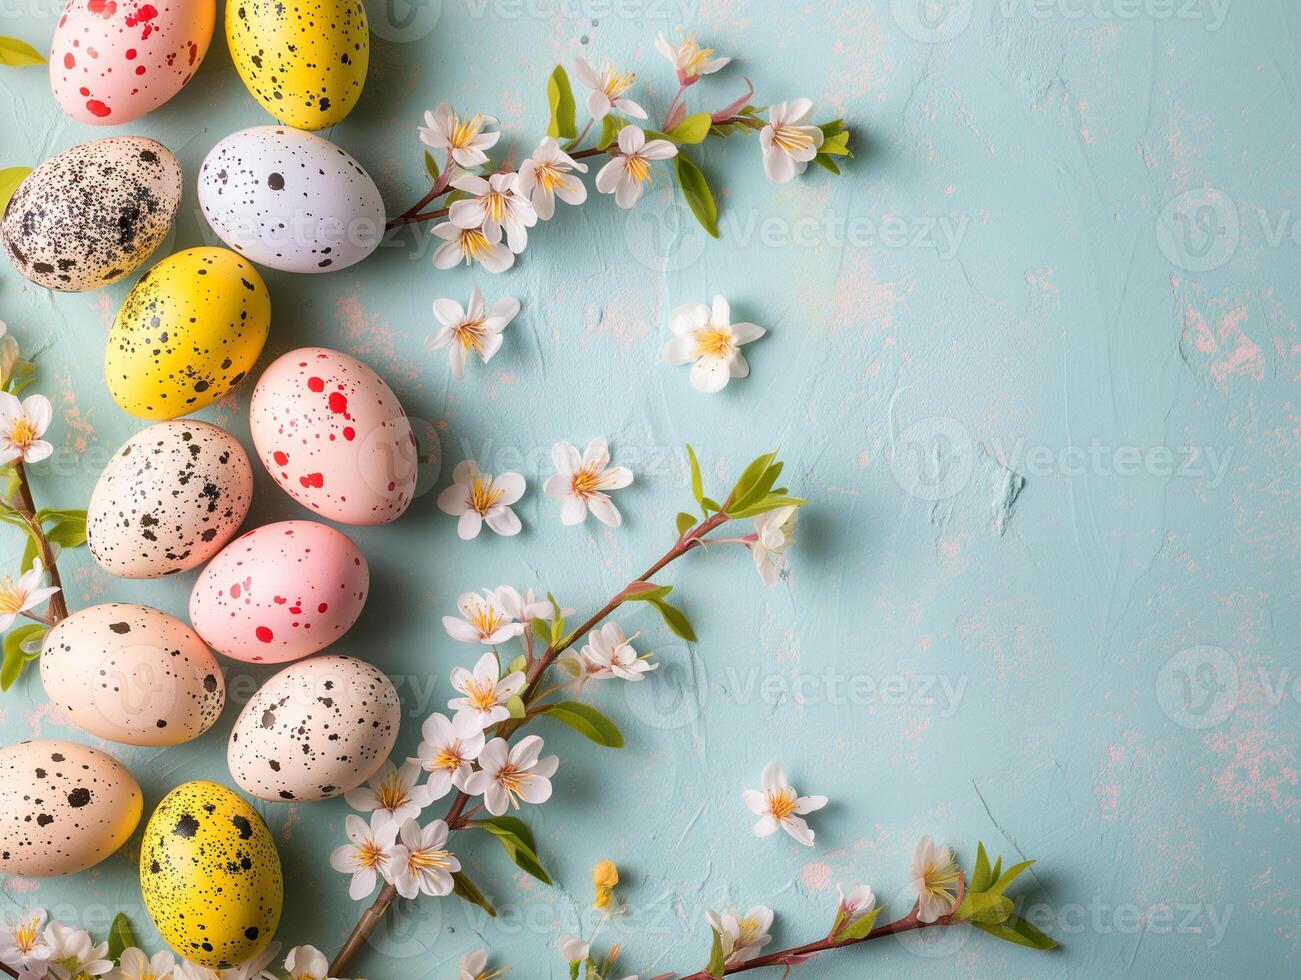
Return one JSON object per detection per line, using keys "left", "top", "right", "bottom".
{"left": 0, "top": 0, "right": 1298, "bottom": 977}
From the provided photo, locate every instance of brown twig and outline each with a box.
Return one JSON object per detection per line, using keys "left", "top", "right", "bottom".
{"left": 13, "top": 461, "right": 69, "bottom": 624}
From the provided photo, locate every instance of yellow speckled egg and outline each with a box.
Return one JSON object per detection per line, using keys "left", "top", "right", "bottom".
{"left": 105, "top": 248, "right": 270, "bottom": 420}
{"left": 227, "top": 0, "right": 369, "bottom": 129}
{"left": 141, "top": 780, "right": 281, "bottom": 969}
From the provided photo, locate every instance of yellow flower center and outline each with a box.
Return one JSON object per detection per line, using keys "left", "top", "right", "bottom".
{"left": 431, "top": 744, "right": 466, "bottom": 773}
{"left": 13, "top": 917, "right": 39, "bottom": 952}
{"left": 8, "top": 418, "right": 36, "bottom": 450}
{"left": 450, "top": 113, "right": 487, "bottom": 150}
{"left": 483, "top": 189, "right": 510, "bottom": 224}
{"left": 693, "top": 327, "right": 735, "bottom": 359}
{"left": 494, "top": 765, "right": 526, "bottom": 808}
{"left": 463, "top": 676, "right": 500, "bottom": 711}
{"left": 569, "top": 466, "right": 603, "bottom": 499}
{"left": 353, "top": 839, "right": 387, "bottom": 871}
{"left": 771, "top": 124, "right": 816, "bottom": 155}
{"left": 624, "top": 153, "right": 652, "bottom": 184}
{"left": 767, "top": 787, "right": 797, "bottom": 821}
{"left": 735, "top": 915, "right": 765, "bottom": 948}
{"left": 407, "top": 846, "right": 454, "bottom": 872}
{"left": 0, "top": 578, "right": 26, "bottom": 615}
{"left": 920, "top": 852, "right": 961, "bottom": 904}
{"left": 681, "top": 38, "right": 717, "bottom": 77}
{"left": 454, "top": 318, "right": 489, "bottom": 355}
{"left": 535, "top": 162, "right": 566, "bottom": 192}
{"left": 458, "top": 227, "right": 495, "bottom": 264}
{"left": 375, "top": 770, "right": 409, "bottom": 812}
{"left": 602, "top": 68, "right": 636, "bottom": 99}
{"left": 469, "top": 477, "right": 504, "bottom": 515}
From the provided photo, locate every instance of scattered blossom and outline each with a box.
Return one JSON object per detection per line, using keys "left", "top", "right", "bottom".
{"left": 45, "top": 921, "right": 112, "bottom": 978}
{"left": 543, "top": 438, "right": 634, "bottom": 528}
{"left": 465, "top": 735, "right": 559, "bottom": 816}
{"left": 389, "top": 818, "right": 459, "bottom": 900}
{"left": 432, "top": 221, "right": 515, "bottom": 273}
{"left": 179, "top": 941, "right": 280, "bottom": 980}
{"left": 656, "top": 31, "right": 730, "bottom": 81}
{"left": 281, "top": 945, "right": 331, "bottom": 980}
{"left": 0, "top": 560, "right": 60, "bottom": 632}
{"left": 910, "top": 836, "right": 961, "bottom": 924}
{"left": 516, "top": 138, "right": 588, "bottom": 220}
{"left": 436, "top": 460, "right": 526, "bottom": 538}
{"left": 572, "top": 623, "right": 656, "bottom": 681}
{"left": 593, "top": 860, "right": 619, "bottom": 910}
{"left": 344, "top": 760, "right": 436, "bottom": 825}
{"left": 573, "top": 57, "right": 647, "bottom": 120}
{"left": 113, "top": 947, "right": 178, "bottom": 980}
{"left": 595, "top": 126, "right": 677, "bottom": 209}
{"left": 557, "top": 935, "right": 589, "bottom": 964}
{"left": 706, "top": 906, "right": 773, "bottom": 966}
{"left": 458, "top": 950, "right": 505, "bottom": 980}
{"left": 410, "top": 712, "right": 484, "bottom": 799}
{"left": 760, "top": 98, "right": 824, "bottom": 183}
{"left": 0, "top": 391, "right": 53, "bottom": 465}
{"left": 660, "top": 295, "right": 765, "bottom": 393}
{"left": 495, "top": 586, "right": 572, "bottom": 624}
{"left": 834, "top": 885, "right": 877, "bottom": 933}
{"left": 449, "top": 173, "right": 537, "bottom": 254}
{"left": 419, "top": 103, "right": 500, "bottom": 169}
{"left": 329, "top": 813, "right": 398, "bottom": 901}
{"left": 426, "top": 287, "right": 521, "bottom": 380}
{"left": 751, "top": 506, "right": 798, "bottom": 586}
{"left": 0, "top": 907, "right": 52, "bottom": 976}
{"left": 448, "top": 651, "right": 526, "bottom": 737}
{"left": 741, "top": 761, "right": 827, "bottom": 846}
{"left": 443, "top": 591, "right": 526, "bottom": 646}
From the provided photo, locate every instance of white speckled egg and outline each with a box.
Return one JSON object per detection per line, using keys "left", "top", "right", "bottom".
{"left": 2, "top": 136, "right": 181, "bottom": 291}
{"left": 249, "top": 348, "right": 417, "bottom": 525}
{"left": 197, "top": 126, "right": 385, "bottom": 274}
{"left": 227, "top": 655, "right": 399, "bottom": 801}
{"left": 189, "top": 520, "right": 368, "bottom": 664}
{"left": 88, "top": 421, "right": 252, "bottom": 578}
{"left": 0, "top": 740, "right": 142, "bottom": 876}
{"left": 49, "top": 0, "right": 216, "bottom": 126}
{"left": 41, "top": 604, "right": 225, "bottom": 746}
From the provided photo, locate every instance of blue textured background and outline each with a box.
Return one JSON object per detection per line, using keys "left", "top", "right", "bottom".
{"left": 1, "top": 0, "right": 1298, "bottom": 977}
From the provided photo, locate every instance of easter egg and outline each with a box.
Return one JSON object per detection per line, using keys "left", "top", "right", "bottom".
{"left": 189, "top": 520, "right": 368, "bottom": 663}
{"left": 1, "top": 136, "right": 180, "bottom": 291}
{"left": 227, "top": 655, "right": 399, "bottom": 801}
{"left": 249, "top": 348, "right": 417, "bottom": 524}
{"left": 141, "top": 780, "right": 281, "bottom": 968}
{"left": 0, "top": 740, "right": 142, "bottom": 876}
{"left": 197, "top": 126, "right": 385, "bottom": 274}
{"left": 105, "top": 247, "right": 270, "bottom": 419}
{"left": 226, "top": 0, "right": 368, "bottom": 129}
{"left": 49, "top": 0, "right": 216, "bottom": 126}
{"left": 88, "top": 420, "right": 253, "bottom": 578}
{"left": 41, "top": 604, "right": 224, "bottom": 746}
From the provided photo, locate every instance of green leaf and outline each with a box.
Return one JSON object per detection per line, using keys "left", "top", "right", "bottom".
{"left": 506, "top": 694, "right": 527, "bottom": 719}
{"left": 508, "top": 654, "right": 527, "bottom": 674}
{"left": 424, "top": 150, "right": 440, "bottom": 182}
{"left": 598, "top": 114, "right": 625, "bottom": 150}
{"left": 451, "top": 871, "right": 497, "bottom": 917}
{"left": 818, "top": 118, "right": 846, "bottom": 138}
{"left": 0, "top": 37, "right": 45, "bottom": 67}
{"left": 667, "top": 112, "right": 712, "bottom": 145}
{"left": 974, "top": 914, "right": 1056, "bottom": 950}
{"left": 1, "top": 625, "right": 45, "bottom": 692}
{"left": 648, "top": 597, "right": 695, "bottom": 642}
{"left": 706, "top": 929, "right": 726, "bottom": 978}
{"left": 954, "top": 891, "right": 1014, "bottom": 924}
{"left": 542, "top": 701, "right": 624, "bottom": 747}
{"left": 475, "top": 816, "right": 551, "bottom": 885}
{"left": 674, "top": 154, "right": 719, "bottom": 239}
{"left": 986, "top": 859, "right": 1035, "bottom": 897}
{"left": 685, "top": 444, "right": 704, "bottom": 504}
{"left": 729, "top": 452, "right": 778, "bottom": 509}
{"left": 531, "top": 618, "right": 552, "bottom": 643}
{"left": 546, "top": 65, "right": 577, "bottom": 141}
{"left": 728, "top": 495, "right": 808, "bottom": 519}
{"left": 107, "top": 912, "right": 136, "bottom": 961}
{"left": 675, "top": 512, "right": 696, "bottom": 536}
{"left": 700, "top": 496, "right": 721, "bottom": 513}
{"left": 622, "top": 582, "right": 673, "bottom": 603}
{"left": 971, "top": 842, "right": 993, "bottom": 893}
{"left": 811, "top": 154, "right": 842, "bottom": 176}
{"left": 835, "top": 906, "right": 881, "bottom": 942}
{"left": 46, "top": 513, "right": 87, "bottom": 550}
{"left": 0, "top": 167, "right": 31, "bottom": 214}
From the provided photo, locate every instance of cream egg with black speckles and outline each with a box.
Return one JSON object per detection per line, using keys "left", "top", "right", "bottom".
{"left": 41, "top": 603, "right": 225, "bottom": 746}
{"left": 140, "top": 780, "right": 281, "bottom": 969}
{"left": 88, "top": 420, "right": 253, "bottom": 578}
{"left": 105, "top": 247, "right": 270, "bottom": 419}
{"left": 226, "top": 0, "right": 368, "bottom": 129}
{"left": 1, "top": 137, "right": 181, "bottom": 291}
{"left": 0, "top": 740, "right": 142, "bottom": 876}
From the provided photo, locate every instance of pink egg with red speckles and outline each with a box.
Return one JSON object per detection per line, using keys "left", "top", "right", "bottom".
{"left": 189, "top": 520, "right": 368, "bottom": 664}
{"left": 49, "top": 0, "right": 215, "bottom": 126}
{"left": 249, "top": 347, "right": 418, "bottom": 526}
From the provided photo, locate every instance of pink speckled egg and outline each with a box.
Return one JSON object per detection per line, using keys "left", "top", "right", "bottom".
{"left": 49, "top": 0, "right": 216, "bottom": 126}
{"left": 188, "top": 520, "right": 368, "bottom": 663}
{"left": 249, "top": 348, "right": 418, "bottom": 525}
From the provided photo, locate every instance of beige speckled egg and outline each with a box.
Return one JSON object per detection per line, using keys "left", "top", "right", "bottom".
{"left": 249, "top": 348, "right": 417, "bottom": 525}
{"left": 41, "top": 604, "right": 225, "bottom": 746}
{"left": 88, "top": 420, "right": 253, "bottom": 578}
{"left": 228, "top": 655, "right": 399, "bottom": 802}
{"left": 189, "top": 520, "right": 368, "bottom": 664}
{"left": 0, "top": 740, "right": 142, "bottom": 876}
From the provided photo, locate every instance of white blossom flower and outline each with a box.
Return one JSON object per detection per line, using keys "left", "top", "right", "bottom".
{"left": 113, "top": 947, "right": 178, "bottom": 980}
{"left": 344, "top": 760, "right": 436, "bottom": 825}
{"left": 177, "top": 943, "right": 280, "bottom": 980}
{"left": 426, "top": 287, "right": 521, "bottom": 381}
{"left": 516, "top": 138, "right": 589, "bottom": 220}
{"left": 0, "top": 908, "right": 53, "bottom": 976}
{"left": 495, "top": 586, "right": 572, "bottom": 624}
{"left": 741, "top": 761, "right": 827, "bottom": 847}
{"left": 543, "top": 438, "right": 634, "bottom": 528}
{"left": 595, "top": 126, "right": 677, "bottom": 209}
{"left": 459, "top": 950, "right": 503, "bottom": 980}
{"left": 0, "top": 320, "right": 20, "bottom": 387}
{"left": 0, "top": 392, "right": 53, "bottom": 466}
{"left": 450, "top": 173, "right": 537, "bottom": 254}
{"left": 419, "top": 103, "right": 501, "bottom": 169}
{"left": 389, "top": 818, "right": 459, "bottom": 900}
{"left": 443, "top": 591, "right": 526, "bottom": 646}
{"left": 835, "top": 884, "right": 877, "bottom": 932}
{"left": 576, "top": 623, "right": 656, "bottom": 681}
{"left": 760, "top": 98, "right": 824, "bottom": 183}
{"left": 329, "top": 813, "right": 398, "bottom": 901}
{"left": 465, "top": 735, "right": 559, "bottom": 816}
{"left": 0, "top": 560, "right": 60, "bottom": 633}
{"left": 432, "top": 221, "right": 515, "bottom": 273}
{"left": 436, "top": 460, "right": 526, "bottom": 538}
{"left": 448, "top": 651, "right": 527, "bottom": 737}
{"left": 752, "top": 506, "right": 798, "bottom": 586}
{"left": 44, "top": 921, "right": 112, "bottom": 978}
{"left": 910, "top": 835, "right": 961, "bottom": 924}
{"left": 410, "top": 712, "right": 484, "bottom": 799}
{"left": 573, "top": 57, "right": 647, "bottom": 120}
{"left": 705, "top": 906, "right": 773, "bottom": 966}
{"left": 557, "top": 935, "right": 589, "bottom": 964}
{"left": 281, "top": 946, "right": 331, "bottom": 980}
{"left": 656, "top": 31, "right": 731, "bottom": 81}
{"left": 660, "top": 295, "right": 765, "bottom": 393}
